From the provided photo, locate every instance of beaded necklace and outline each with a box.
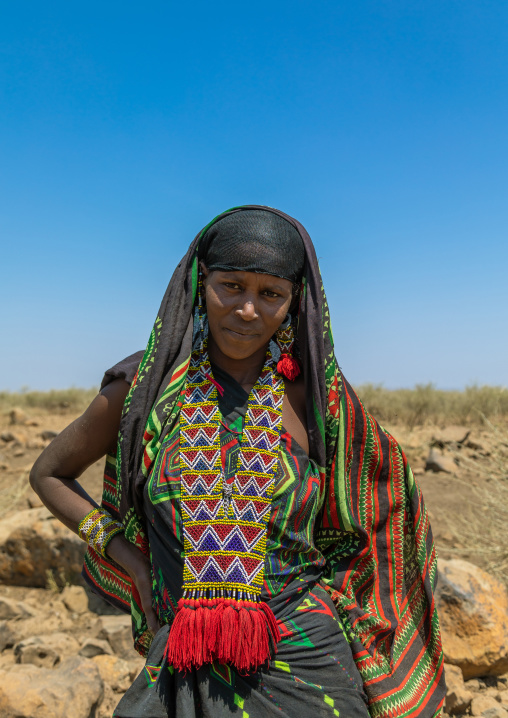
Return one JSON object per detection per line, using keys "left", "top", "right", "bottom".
{"left": 164, "top": 342, "right": 283, "bottom": 672}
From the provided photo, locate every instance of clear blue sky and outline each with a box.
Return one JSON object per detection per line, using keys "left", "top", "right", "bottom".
{"left": 1, "top": 1, "right": 507, "bottom": 391}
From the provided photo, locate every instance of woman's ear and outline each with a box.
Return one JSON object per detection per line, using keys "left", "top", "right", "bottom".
{"left": 199, "top": 261, "right": 209, "bottom": 279}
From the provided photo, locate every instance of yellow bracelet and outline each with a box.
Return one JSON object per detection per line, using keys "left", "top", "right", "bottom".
{"left": 78, "top": 508, "right": 123, "bottom": 559}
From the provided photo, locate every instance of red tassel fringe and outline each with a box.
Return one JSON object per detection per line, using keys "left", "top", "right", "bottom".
{"left": 164, "top": 598, "right": 280, "bottom": 673}
{"left": 277, "top": 353, "right": 301, "bottom": 381}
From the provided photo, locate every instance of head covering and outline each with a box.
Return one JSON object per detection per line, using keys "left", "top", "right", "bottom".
{"left": 83, "top": 206, "right": 445, "bottom": 718}
{"left": 199, "top": 209, "right": 305, "bottom": 283}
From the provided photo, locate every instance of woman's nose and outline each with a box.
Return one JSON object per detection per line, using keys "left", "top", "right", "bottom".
{"left": 236, "top": 300, "right": 258, "bottom": 321}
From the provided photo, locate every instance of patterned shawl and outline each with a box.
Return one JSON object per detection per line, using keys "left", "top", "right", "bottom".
{"left": 83, "top": 205, "right": 445, "bottom": 718}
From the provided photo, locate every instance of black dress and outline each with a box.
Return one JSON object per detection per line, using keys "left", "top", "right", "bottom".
{"left": 114, "top": 368, "right": 369, "bottom": 717}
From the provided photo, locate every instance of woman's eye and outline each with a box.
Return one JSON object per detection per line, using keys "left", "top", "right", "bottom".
{"left": 263, "top": 290, "right": 280, "bottom": 298}
{"left": 223, "top": 282, "right": 240, "bottom": 289}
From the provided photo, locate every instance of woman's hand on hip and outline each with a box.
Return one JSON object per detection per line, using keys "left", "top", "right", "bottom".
{"left": 106, "top": 534, "right": 161, "bottom": 635}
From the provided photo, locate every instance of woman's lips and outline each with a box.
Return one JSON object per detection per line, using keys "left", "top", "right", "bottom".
{"left": 224, "top": 327, "right": 258, "bottom": 339}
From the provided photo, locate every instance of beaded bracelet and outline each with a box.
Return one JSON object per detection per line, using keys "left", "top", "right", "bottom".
{"left": 78, "top": 507, "right": 124, "bottom": 559}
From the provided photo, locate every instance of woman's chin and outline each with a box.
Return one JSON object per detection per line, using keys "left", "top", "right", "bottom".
{"left": 212, "top": 336, "right": 268, "bottom": 363}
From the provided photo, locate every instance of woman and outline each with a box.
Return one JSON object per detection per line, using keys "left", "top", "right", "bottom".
{"left": 30, "top": 206, "right": 445, "bottom": 717}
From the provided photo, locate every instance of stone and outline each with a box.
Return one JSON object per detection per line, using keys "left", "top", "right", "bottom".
{"left": 432, "top": 426, "right": 470, "bottom": 445}
{"left": 92, "top": 654, "right": 131, "bottom": 691}
{"left": 61, "top": 585, "right": 88, "bottom": 614}
{"left": 0, "top": 596, "right": 36, "bottom": 620}
{"left": 14, "top": 633, "right": 80, "bottom": 668}
{"left": 467, "top": 679, "right": 482, "bottom": 691}
{"left": 127, "top": 655, "right": 145, "bottom": 681}
{"left": 27, "top": 438, "right": 47, "bottom": 450}
{"left": 484, "top": 709, "right": 508, "bottom": 718}
{"left": 95, "top": 614, "right": 134, "bottom": 658}
{"left": 15, "top": 640, "right": 59, "bottom": 668}
{"left": 0, "top": 430, "right": 27, "bottom": 445}
{"left": 27, "top": 492, "right": 44, "bottom": 508}
{"left": 39, "top": 430, "right": 58, "bottom": 441}
{"left": 0, "top": 621, "right": 17, "bottom": 652}
{"left": 97, "top": 684, "right": 119, "bottom": 718}
{"left": 471, "top": 694, "right": 504, "bottom": 715}
{"left": 0, "top": 462, "right": 9, "bottom": 471}
{"left": 0, "top": 507, "right": 86, "bottom": 587}
{"left": 445, "top": 664, "right": 473, "bottom": 715}
{"left": 437, "top": 559, "right": 508, "bottom": 679}
{"left": 425, "top": 448, "right": 457, "bottom": 473}
{"left": 79, "top": 638, "right": 113, "bottom": 658}
{"left": 0, "top": 655, "right": 103, "bottom": 718}
{"left": 9, "top": 408, "right": 37, "bottom": 426}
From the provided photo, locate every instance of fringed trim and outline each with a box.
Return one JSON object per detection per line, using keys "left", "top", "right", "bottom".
{"left": 164, "top": 595, "right": 280, "bottom": 673}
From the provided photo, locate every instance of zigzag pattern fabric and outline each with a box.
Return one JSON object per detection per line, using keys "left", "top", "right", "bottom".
{"left": 164, "top": 343, "right": 284, "bottom": 671}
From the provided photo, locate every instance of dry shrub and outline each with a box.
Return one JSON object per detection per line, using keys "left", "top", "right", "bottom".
{"left": 357, "top": 383, "right": 508, "bottom": 429}
{"left": 0, "top": 388, "right": 98, "bottom": 414}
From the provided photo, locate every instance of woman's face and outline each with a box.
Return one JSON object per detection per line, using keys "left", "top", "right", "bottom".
{"left": 202, "top": 264, "right": 294, "bottom": 362}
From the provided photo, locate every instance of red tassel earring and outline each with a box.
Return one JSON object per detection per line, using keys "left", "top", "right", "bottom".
{"left": 276, "top": 314, "right": 301, "bottom": 381}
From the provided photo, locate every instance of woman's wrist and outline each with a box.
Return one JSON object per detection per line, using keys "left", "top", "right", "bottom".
{"left": 78, "top": 507, "right": 124, "bottom": 559}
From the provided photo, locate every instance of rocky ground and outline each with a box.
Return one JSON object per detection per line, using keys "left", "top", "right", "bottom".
{"left": 0, "top": 404, "right": 507, "bottom": 717}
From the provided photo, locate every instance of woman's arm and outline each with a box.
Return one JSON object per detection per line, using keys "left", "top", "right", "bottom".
{"left": 29, "top": 379, "right": 160, "bottom": 634}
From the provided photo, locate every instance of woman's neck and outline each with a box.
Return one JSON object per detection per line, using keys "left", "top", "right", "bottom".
{"left": 207, "top": 335, "right": 267, "bottom": 392}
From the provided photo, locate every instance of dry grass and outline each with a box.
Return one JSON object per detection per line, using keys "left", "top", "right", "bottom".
{"left": 444, "top": 418, "right": 508, "bottom": 586}
{"left": 2, "top": 384, "right": 508, "bottom": 425}
{"left": 0, "top": 474, "right": 29, "bottom": 519}
{"left": 357, "top": 383, "right": 508, "bottom": 429}
{"left": 0, "top": 388, "right": 98, "bottom": 414}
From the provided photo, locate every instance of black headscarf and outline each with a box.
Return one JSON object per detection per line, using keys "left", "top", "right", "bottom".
{"left": 199, "top": 209, "right": 305, "bottom": 283}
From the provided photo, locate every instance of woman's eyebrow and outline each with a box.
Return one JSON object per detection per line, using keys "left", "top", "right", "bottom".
{"left": 262, "top": 283, "right": 286, "bottom": 292}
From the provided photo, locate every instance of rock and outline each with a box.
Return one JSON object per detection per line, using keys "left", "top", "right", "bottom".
{"left": 95, "top": 614, "right": 134, "bottom": 658}
{"left": 0, "top": 430, "right": 27, "bottom": 445}
{"left": 425, "top": 448, "right": 457, "bottom": 473}
{"left": 445, "top": 664, "right": 473, "bottom": 715}
{"left": 0, "top": 507, "right": 86, "bottom": 587}
{"left": 467, "top": 679, "right": 482, "bottom": 691}
{"left": 27, "top": 438, "right": 47, "bottom": 450}
{"left": 0, "top": 597, "right": 36, "bottom": 620}
{"left": 471, "top": 694, "right": 504, "bottom": 715}
{"left": 127, "top": 655, "right": 145, "bottom": 681}
{"left": 0, "top": 655, "right": 103, "bottom": 718}
{"left": 437, "top": 559, "right": 508, "bottom": 679}
{"left": 79, "top": 638, "right": 113, "bottom": 658}
{"left": 484, "top": 709, "right": 508, "bottom": 718}
{"left": 92, "top": 654, "right": 131, "bottom": 691}
{"left": 432, "top": 426, "right": 470, "bottom": 446}
{"left": 39, "top": 430, "right": 58, "bottom": 441}
{"left": 26, "top": 492, "right": 44, "bottom": 509}
{"left": 0, "top": 621, "right": 17, "bottom": 652}
{"left": 15, "top": 640, "right": 59, "bottom": 668}
{"left": 61, "top": 585, "right": 88, "bottom": 614}
{"left": 14, "top": 633, "right": 80, "bottom": 668}
{"left": 0, "top": 462, "right": 9, "bottom": 471}
{"left": 8, "top": 604, "right": 73, "bottom": 645}
{"left": 9, "top": 408, "right": 37, "bottom": 426}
